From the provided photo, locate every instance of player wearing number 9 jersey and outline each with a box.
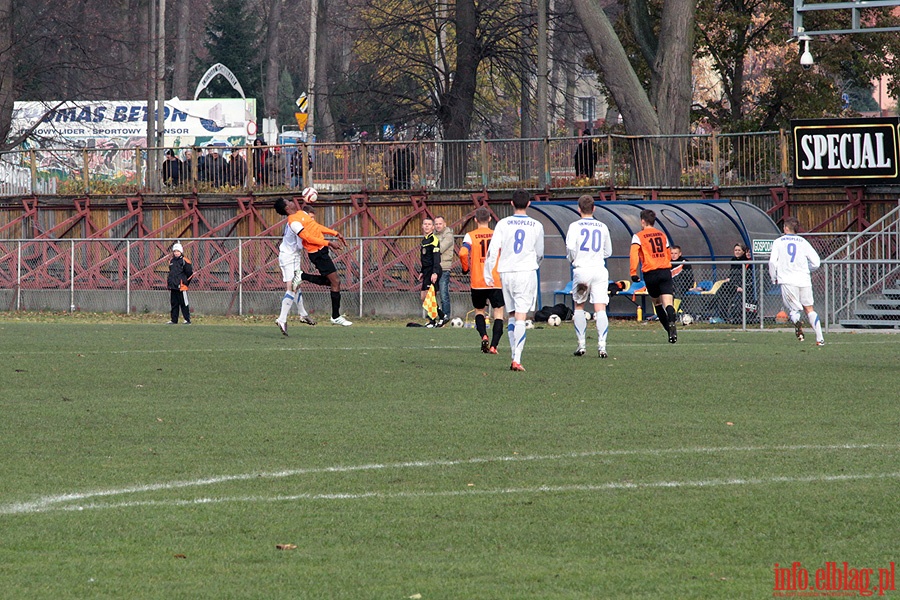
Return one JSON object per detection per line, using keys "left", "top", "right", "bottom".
{"left": 484, "top": 189, "right": 544, "bottom": 371}
{"left": 630, "top": 209, "right": 678, "bottom": 343}
{"left": 566, "top": 195, "right": 612, "bottom": 357}
{"left": 768, "top": 216, "right": 824, "bottom": 346}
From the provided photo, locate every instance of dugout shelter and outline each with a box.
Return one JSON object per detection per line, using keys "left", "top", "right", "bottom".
{"left": 530, "top": 199, "right": 781, "bottom": 316}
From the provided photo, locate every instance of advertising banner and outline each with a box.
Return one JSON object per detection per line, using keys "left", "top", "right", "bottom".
{"left": 791, "top": 117, "right": 899, "bottom": 186}
{"left": 10, "top": 98, "right": 257, "bottom": 151}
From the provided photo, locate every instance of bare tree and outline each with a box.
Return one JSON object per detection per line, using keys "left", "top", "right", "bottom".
{"left": 572, "top": 0, "right": 695, "bottom": 185}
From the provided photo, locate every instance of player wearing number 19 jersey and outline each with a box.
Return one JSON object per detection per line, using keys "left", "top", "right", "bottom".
{"left": 484, "top": 189, "right": 544, "bottom": 371}
{"left": 768, "top": 216, "right": 824, "bottom": 346}
{"left": 630, "top": 209, "right": 678, "bottom": 343}
{"left": 566, "top": 195, "right": 612, "bottom": 357}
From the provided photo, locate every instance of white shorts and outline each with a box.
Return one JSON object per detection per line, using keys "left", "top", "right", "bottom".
{"left": 279, "top": 251, "right": 303, "bottom": 283}
{"left": 780, "top": 284, "right": 815, "bottom": 312}
{"left": 501, "top": 270, "right": 538, "bottom": 314}
{"left": 573, "top": 267, "right": 610, "bottom": 306}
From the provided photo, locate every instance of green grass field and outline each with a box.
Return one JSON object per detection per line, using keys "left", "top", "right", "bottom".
{"left": 1, "top": 316, "right": 898, "bottom": 599}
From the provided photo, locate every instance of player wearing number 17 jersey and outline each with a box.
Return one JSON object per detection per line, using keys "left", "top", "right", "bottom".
{"left": 630, "top": 209, "right": 678, "bottom": 343}
{"left": 460, "top": 207, "right": 505, "bottom": 354}
{"left": 566, "top": 195, "right": 612, "bottom": 358}
{"left": 768, "top": 216, "right": 824, "bottom": 346}
{"left": 484, "top": 189, "right": 544, "bottom": 372}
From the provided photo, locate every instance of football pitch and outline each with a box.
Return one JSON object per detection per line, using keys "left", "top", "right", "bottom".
{"left": 1, "top": 318, "right": 898, "bottom": 599}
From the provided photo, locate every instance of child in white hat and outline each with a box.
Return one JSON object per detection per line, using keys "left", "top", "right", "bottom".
{"left": 167, "top": 242, "right": 194, "bottom": 324}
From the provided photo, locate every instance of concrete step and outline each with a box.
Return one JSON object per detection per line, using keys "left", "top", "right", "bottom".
{"left": 868, "top": 298, "right": 900, "bottom": 310}
{"left": 854, "top": 308, "right": 900, "bottom": 319}
{"left": 839, "top": 319, "right": 900, "bottom": 329}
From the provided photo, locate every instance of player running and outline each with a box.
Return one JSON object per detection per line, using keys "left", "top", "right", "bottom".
{"left": 484, "top": 189, "right": 544, "bottom": 372}
{"left": 566, "top": 195, "right": 612, "bottom": 358}
{"left": 459, "top": 207, "right": 505, "bottom": 354}
{"left": 768, "top": 216, "right": 824, "bottom": 346}
{"left": 630, "top": 209, "right": 678, "bottom": 343}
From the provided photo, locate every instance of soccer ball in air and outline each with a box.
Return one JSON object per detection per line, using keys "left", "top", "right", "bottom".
{"left": 301, "top": 186, "right": 318, "bottom": 204}
{"left": 584, "top": 312, "right": 592, "bottom": 321}
{"left": 680, "top": 313, "right": 694, "bottom": 326}
{"left": 450, "top": 317, "right": 464, "bottom": 328}
{"left": 548, "top": 314, "right": 562, "bottom": 327}
{"left": 524, "top": 319, "right": 534, "bottom": 329}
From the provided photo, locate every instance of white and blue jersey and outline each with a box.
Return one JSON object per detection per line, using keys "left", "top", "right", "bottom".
{"left": 484, "top": 213, "right": 544, "bottom": 285}
{"left": 565, "top": 217, "right": 612, "bottom": 269}
{"left": 768, "top": 234, "right": 820, "bottom": 287}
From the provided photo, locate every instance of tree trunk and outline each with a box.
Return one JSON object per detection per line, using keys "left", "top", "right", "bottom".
{"left": 572, "top": 0, "right": 694, "bottom": 186}
{"left": 0, "top": 0, "right": 14, "bottom": 146}
{"left": 172, "top": 0, "right": 191, "bottom": 99}
{"left": 262, "top": 0, "right": 282, "bottom": 118}
{"left": 438, "top": 0, "right": 479, "bottom": 188}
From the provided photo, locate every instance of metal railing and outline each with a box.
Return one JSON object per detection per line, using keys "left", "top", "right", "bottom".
{"left": 0, "top": 131, "right": 790, "bottom": 197}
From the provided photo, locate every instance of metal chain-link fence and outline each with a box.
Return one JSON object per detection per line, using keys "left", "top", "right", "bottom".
{"left": 2, "top": 237, "right": 897, "bottom": 330}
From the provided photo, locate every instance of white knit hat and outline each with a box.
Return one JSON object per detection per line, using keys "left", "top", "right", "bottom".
{"left": 172, "top": 242, "right": 183, "bottom": 253}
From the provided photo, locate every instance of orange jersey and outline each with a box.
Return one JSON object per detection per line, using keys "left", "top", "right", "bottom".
{"left": 460, "top": 226, "right": 500, "bottom": 289}
{"left": 630, "top": 226, "right": 672, "bottom": 275}
{"left": 296, "top": 210, "right": 338, "bottom": 253}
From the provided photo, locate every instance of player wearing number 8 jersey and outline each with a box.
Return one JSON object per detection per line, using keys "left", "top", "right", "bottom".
{"left": 484, "top": 189, "right": 544, "bottom": 371}
{"left": 566, "top": 195, "right": 612, "bottom": 357}
{"left": 630, "top": 209, "right": 678, "bottom": 343}
{"left": 768, "top": 216, "right": 824, "bottom": 346}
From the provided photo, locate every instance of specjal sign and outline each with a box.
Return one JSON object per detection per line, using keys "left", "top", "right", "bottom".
{"left": 791, "top": 117, "right": 899, "bottom": 186}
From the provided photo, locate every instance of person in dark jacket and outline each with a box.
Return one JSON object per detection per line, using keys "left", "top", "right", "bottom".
{"left": 229, "top": 149, "right": 247, "bottom": 187}
{"left": 167, "top": 242, "right": 194, "bottom": 324}
{"left": 252, "top": 138, "right": 270, "bottom": 187}
{"left": 161, "top": 149, "right": 183, "bottom": 186}
{"left": 573, "top": 129, "right": 597, "bottom": 179}
{"left": 420, "top": 217, "right": 446, "bottom": 327}
{"left": 389, "top": 144, "right": 416, "bottom": 190}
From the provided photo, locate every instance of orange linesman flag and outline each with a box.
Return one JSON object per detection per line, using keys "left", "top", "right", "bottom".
{"left": 422, "top": 284, "right": 439, "bottom": 319}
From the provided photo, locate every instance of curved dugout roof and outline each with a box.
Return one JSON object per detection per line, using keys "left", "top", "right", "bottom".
{"left": 528, "top": 199, "right": 781, "bottom": 301}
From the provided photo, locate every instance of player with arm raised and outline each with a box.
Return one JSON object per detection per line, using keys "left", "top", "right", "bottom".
{"left": 768, "top": 216, "right": 824, "bottom": 346}
{"left": 566, "top": 195, "right": 613, "bottom": 358}
{"left": 460, "top": 207, "right": 505, "bottom": 354}
{"left": 484, "top": 189, "right": 544, "bottom": 372}
{"left": 630, "top": 209, "right": 678, "bottom": 343}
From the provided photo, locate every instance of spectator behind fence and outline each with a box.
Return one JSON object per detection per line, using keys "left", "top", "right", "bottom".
{"left": 252, "top": 138, "right": 269, "bottom": 187}
{"left": 290, "top": 147, "right": 311, "bottom": 189}
{"left": 204, "top": 147, "right": 229, "bottom": 187}
{"left": 161, "top": 149, "right": 182, "bottom": 186}
{"left": 719, "top": 243, "right": 755, "bottom": 323}
{"left": 670, "top": 245, "right": 694, "bottom": 298}
{"left": 266, "top": 145, "right": 288, "bottom": 187}
{"left": 389, "top": 143, "right": 416, "bottom": 190}
{"left": 229, "top": 148, "right": 247, "bottom": 187}
{"left": 182, "top": 149, "right": 195, "bottom": 183}
{"left": 573, "top": 129, "right": 597, "bottom": 179}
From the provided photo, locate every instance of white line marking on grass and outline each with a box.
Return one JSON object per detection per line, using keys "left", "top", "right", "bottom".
{"left": 39, "top": 471, "right": 900, "bottom": 514}
{"left": 1, "top": 337, "right": 896, "bottom": 357}
{"left": 1, "top": 443, "right": 897, "bottom": 516}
